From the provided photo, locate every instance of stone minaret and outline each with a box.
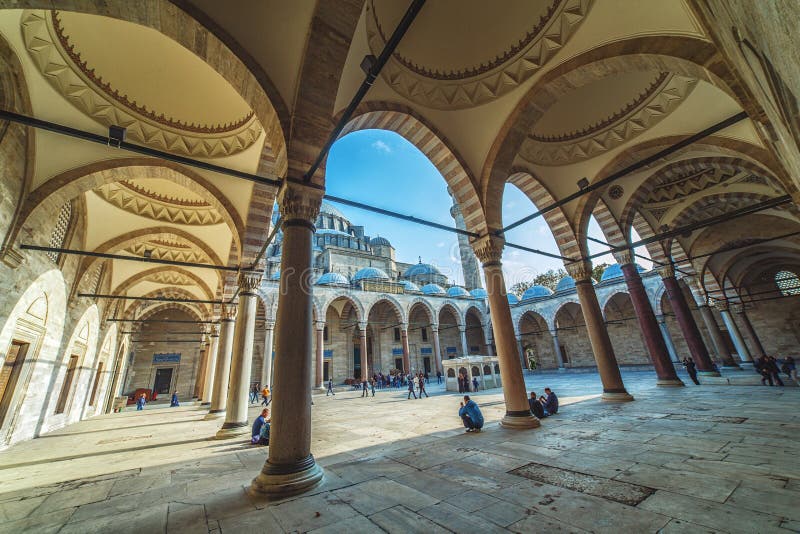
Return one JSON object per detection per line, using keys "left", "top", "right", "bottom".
{"left": 449, "top": 189, "right": 483, "bottom": 290}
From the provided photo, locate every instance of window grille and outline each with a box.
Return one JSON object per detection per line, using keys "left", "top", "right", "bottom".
{"left": 47, "top": 202, "right": 72, "bottom": 263}
{"left": 775, "top": 270, "right": 800, "bottom": 296}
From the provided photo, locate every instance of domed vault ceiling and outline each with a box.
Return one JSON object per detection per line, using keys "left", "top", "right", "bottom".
{"left": 367, "top": 0, "right": 593, "bottom": 110}
{"left": 21, "top": 10, "right": 263, "bottom": 157}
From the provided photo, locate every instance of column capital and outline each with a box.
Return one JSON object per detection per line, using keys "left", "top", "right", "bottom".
{"left": 471, "top": 234, "right": 504, "bottom": 265}
{"left": 714, "top": 300, "right": 729, "bottom": 312}
{"left": 237, "top": 270, "right": 263, "bottom": 293}
{"left": 657, "top": 263, "right": 675, "bottom": 279}
{"left": 222, "top": 303, "right": 237, "bottom": 320}
{"left": 430, "top": 323, "right": 439, "bottom": 332}
{"left": 612, "top": 248, "right": 634, "bottom": 266}
{"left": 565, "top": 260, "right": 592, "bottom": 282}
{"left": 315, "top": 321, "right": 326, "bottom": 331}
{"left": 458, "top": 324, "right": 467, "bottom": 333}
{"left": 265, "top": 320, "right": 275, "bottom": 330}
{"left": 210, "top": 324, "right": 220, "bottom": 337}
{"left": 399, "top": 322, "right": 408, "bottom": 332}
{"left": 277, "top": 181, "right": 324, "bottom": 224}
{"left": 730, "top": 302, "right": 745, "bottom": 314}
{"left": 357, "top": 321, "right": 368, "bottom": 334}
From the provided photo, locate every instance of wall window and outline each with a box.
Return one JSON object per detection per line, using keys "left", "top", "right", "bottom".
{"left": 323, "top": 326, "right": 329, "bottom": 342}
{"left": 47, "top": 202, "right": 72, "bottom": 263}
{"left": 775, "top": 270, "right": 800, "bottom": 295}
{"left": 421, "top": 327, "right": 428, "bottom": 341}
{"left": 394, "top": 328, "right": 401, "bottom": 342}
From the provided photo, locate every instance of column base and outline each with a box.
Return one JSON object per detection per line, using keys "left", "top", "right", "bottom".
{"left": 721, "top": 365, "right": 742, "bottom": 370}
{"left": 250, "top": 455, "right": 324, "bottom": 499}
{"left": 200, "top": 401, "right": 211, "bottom": 406}
{"left": 499, "top": 410, "right": 541, "bottom": 429}
{"left": 656, "top": 378, "right": 685, "bottom": 387}
{"left": 737, "top": 362, "right": 754, "bottom": 369}
{"left": 214, "top": 421, "right": 249, "bottom": 440}
{"left": 601, "top": 390, "right": 635, "bottom": 402}
{"left": 698, "top": 371, "right": 721, "bottom": 377}
{"left": 203, "top": 410, "right": 225, "bottom": 420}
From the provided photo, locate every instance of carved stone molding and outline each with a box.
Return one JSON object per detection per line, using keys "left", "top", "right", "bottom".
{"left": 612, "top": 249, "right": 634, "bottom": 266}
{"left": 222, "top": 304, "right": 237, "bottom": 320}
{"left": 565, "top": 260, "right": 592, "bottom": 282}
{"left": 657, "top": 264, "right": 675, "bottom": 279}
{"left": 471, "top": 235, "right": 504, "bottom": 265}
{"left": 278, "top": 182, "right": 324, "bottom": 224}
{"left": 210, "top": 325, "right": 220, "bottom": 337}
{"left": 238, "top": 270, "right": 263, "bottom": 293}
{"left": 730, "top": 303, "right": 745, "bottom": 314}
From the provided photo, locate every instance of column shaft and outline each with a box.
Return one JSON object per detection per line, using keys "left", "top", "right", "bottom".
{"left": 551, "top": 330, "right": 565, "bottom": 368}
{"left": 459, "top": 326, "right": 469, "bottom": 356}
{"left": 262, "top": 322, "right": 274, "bottom": 387}
{"left": 697, "top": 305, "right": 739, "bottom": 368}
{"left": 431, "top": 326, "right": 442, "bottom": 374}
{"left": 737, "top": 309, "right": 765, "bottom": 358}
{"left": 194, "top": 346, "right": 208, "bottom": 398}
{"left": 315, "top": 325, "right": 324, "bottom": 389}
{"left": 661, "top": 274, "right": 718, "bottom": 374}
{"left": 209, "top": 314, "right": 235, "bottom": 414}
{"left": 517, "top": 336, "right": 528, "bottom": 369}
{"left": 400, "top": 327, "right": 411, "bottom": 372}
{"left": 620, "top": 263, "right": 683, "bottom": 386}
{"left": 359, "top": 329, "right": 369, "bottom": 378}
{"left": 657, "top": 317, "right": 680, "bottom": 363}
{"left": 719, "top": 309, "right": 752, "bottom": 362}
{"left": 201, "top": 332, "right": 219, "bottom": 404}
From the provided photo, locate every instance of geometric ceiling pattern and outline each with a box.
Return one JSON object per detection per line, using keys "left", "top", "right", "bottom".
{"left": 124, "top": 241, "right": 210, "bottom": 264}
{"left": 93, "top": 182, "right": 223, "bottom": 225}
{"left": 145, "top": 272, "right": 196, "bottom": 286}
{"left": 21, "top": 10, "right": 263, "bottom": 158}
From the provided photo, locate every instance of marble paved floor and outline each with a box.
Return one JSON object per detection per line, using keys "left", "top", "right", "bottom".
{"left": 1, "top": 369, "right": 799, "bottom": 533}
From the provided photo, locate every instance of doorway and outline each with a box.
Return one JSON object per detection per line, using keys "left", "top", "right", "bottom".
{"left": 153, "top": 368, "right": 174, "bottom": 395}
{"left": 55, "top": 355, "right": 79, "bottom": 414}
{"left": 394, "top": 358, "right": 403, "bottom": 372}
{"left": 323, "top": 361, "right": 330, "bottom": 382}
{"left": 0, "top": 341, "right": 30, "bottom": 427}
{"left": 423, "top": 357, "right": 431, "bottom": 374}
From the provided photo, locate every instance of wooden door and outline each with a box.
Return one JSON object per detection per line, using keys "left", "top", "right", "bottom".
{"left": 55, "top": 355, "right": 79, "bottom": 414}
{"left": 0, "top": 341, "right": 29, "bottom": 426}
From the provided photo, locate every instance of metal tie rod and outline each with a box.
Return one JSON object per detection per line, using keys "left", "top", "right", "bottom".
{"left": 79, "top": 293, "right": 222, "bottom": 305}
{"left": 107, "top": 318, "right": 219, "bottom": 324}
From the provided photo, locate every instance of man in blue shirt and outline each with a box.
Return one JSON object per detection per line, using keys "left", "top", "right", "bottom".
{"left": 541, "top": 388, "right": 558, "bottom": 415}
{"left": 252, "top": 408, "right": 270, "bottom": 444}
{"left": 458, "top": 395, "right": 484, "bottom": 432}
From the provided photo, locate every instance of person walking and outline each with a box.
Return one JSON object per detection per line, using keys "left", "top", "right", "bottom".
{"left": 766, "top": 356, "right": 785, "bottom": 386}
{"left": 407, "top": 376, "right": 417, "bottom": 399}
{"left": 472, "top": 376, "right": 479, "bottom": 392}
{"left": 250, "top": 383, "right": 259, "bottom": 404}
{"left": 261, "top": 385, "right": 271, "bottom": 406}
{"left": 683, "top": 357, "right": 700, "bottom": 385}
{"left": 136, "top": 393, "right": 146, "bottom": 411}
{"left": 782, "top": 356, "right": 798, "bottom": 385}
{"left": 436, "top": 370, "right": 442, "bottom": 385}
{"left": 370, "top": 378, "right": 376, "bottom": 397}
{"left": 361, "top": 379, "right": 369, "bottom": 398}
{"left": 418, "top": 374, "right": 429, "bottom": 398}
{"left": 458, "top": 395, "right": 484, "bottom": 432}
{"left": 326, "top": 378, "right": 335, "bottom": 396}
{"left": 755, "top": 355, "right": 773, "bottom": 386}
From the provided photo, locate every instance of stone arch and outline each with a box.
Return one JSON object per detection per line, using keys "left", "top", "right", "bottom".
{"left": 338, "top": 104, "right": 487, "bottom": 235}
{"left": 110, "top": 266, "right": 216, "bottom": 302}
{"left": 15, "top": 159, "right": 245, "bottom": 261}
{"left": 133, "top": 302, "right": 208, "bottom": 324}
{"left": 507, "top": 171, "right": 580, "bottom": 259}
{"left": 437, "top": 302, "right": 464, "bottom": 327}
{"left": 120, "top": 288, "right": 212, "bottom": 323}
{"left": 0, "top": 269, "right": 67, "bottom": 445}
{"left": 483, "top": 34, "right": 750, "bottom": 232}
{"left": 320, "top": 292, "right": 365, "bottom": 324}
{"left": 83, "top": 323, "right": 117, "bottom": 418}
{"left": 407, "top": 299, "right": 436, "bottom": 326}
{"left": 592, "top": 198, "right": 628, "bottom": 249}
{"left": 366, "top": 296, "right": 407, "bottom": 326}
{"left": 599, "top": 290, "right": 632, "bottom": 316}
{"left": 517, "top": 309, "right": 557, "bottom": 369}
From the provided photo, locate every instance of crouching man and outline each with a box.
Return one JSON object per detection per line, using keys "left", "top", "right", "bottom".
{"left": 458, "top": 395, "right": 484, "bottom": 433}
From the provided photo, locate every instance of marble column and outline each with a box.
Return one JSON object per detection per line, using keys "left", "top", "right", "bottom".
{"left": 315, "top": 322, "right": 324, "bottom": 389}
{"left": 551, "top": 329, "right": 566, "bottom": 369}
{"left": 431, "top": 324, "right": 442, "bottom": 374}
{"left": 201, "top": 327, "right": 220, "bottom": 404}
{"left": 359, "top": 322, "right": 369, "bottom": 378}
{"left": 262, "top": 320, "right": 274, "bottom": 388}
{"left": 216, "top": 270, "right": 261, "bottom": 439}
{"left": 734, "top": 305, "right": 766, "bottom": 358}
{"left": 400, "top": 324, "right": 411, "bottom": 372}
{"left": 208, "top": 306, "right": 236, "bottom": 417}
{"left": 567, "top": 260, "right": 633, "bottom": 401}
{"left": 194, "top": 343, "right": 208, "bottom": 398}
{"left": 459, "top": 325, "right": 469, "bottom": 356}
{"left": 718, "top": 303, "right": 753, "bottom": 363}
{"left": 697, "top": 304, "right": 740, "bottom": 368}
{"left": 615, "top": 252, "right": 683, "bottom": 386}
{"left": 252, "top": 182, "right": 324, "bottom": 497}
{"left": 472, "top": 235, "right": 539, "bottom": 428}
{"left": 656, "top": 316, "right": 680, "bottom": 363}
{"left": 484, "top": 325, "right": 495, "bottom": 356}
{"left": 516, "top": 335, "right": 528, "bottom": 369}
{"left": 659, "top": 266, "right": 719, "bottom": 376}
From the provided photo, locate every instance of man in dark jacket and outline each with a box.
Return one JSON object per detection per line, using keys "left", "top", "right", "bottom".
{"left": 458, "top": 395, "right": 484, "bottom": 432}
{"left": 540, "top": 388, "right": 558, "bottom": 415}
{"left": 529, "top": 391, "right": 545, "bottom": 418}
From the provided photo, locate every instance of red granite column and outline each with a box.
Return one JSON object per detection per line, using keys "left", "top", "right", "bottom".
{"left": 615, "top": 252, "right": 683, "bottom": 387}
{"left": 431, "top": 325, "right": 443, "bottom": 374}
{"left": 400, "top": 325, "right": 411, "bottom": 372}
{"left": 568, "top": 260, "right": 634, "bottom": 401}
{"left": 659, "top": 266, "right": 719, "bottom": 376}
{"left": 734, "top": 305, "right": 766, "bottom": 358}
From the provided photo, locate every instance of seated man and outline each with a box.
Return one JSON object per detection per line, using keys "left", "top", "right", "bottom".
{"left": 458, "top": 395, "right": 484, "bottom": 432}
{"left": 251, "top": 408, "right": 270, "bottom": 444}
{"left": 540, "top": 387, "right": 558, "bottom": 415}
{"left": 529, "top": 391, "right": 545, "bottom": 418}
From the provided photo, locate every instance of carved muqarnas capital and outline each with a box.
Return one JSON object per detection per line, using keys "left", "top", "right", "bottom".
{"left": 565, "top": 260, "right": 592, "bottom": 282}
{"left": 713, "top": 300, "right": 729, "bottom": 312}
{"left": 278, "top": 182, "right": 323, "bottom": 223}
{"left": 472, "top": 235, "right": 505, "bottom": 265}
{"left": 730, "top": 302, "right": 744, "bottom": 314}
{"left": 210, "top": 324, "right": 220, "bottom": 337}
{"left": 222, "top": 303, "right": 237, "bottom": 320}
{"left": 657, "top": 264, "right": 675, "bottom": 279}
{"left": 612, "top": 249, "right": 634, "bottom": 266}
{"left": 238, "top": 270, "right": 263, "bottom": 292}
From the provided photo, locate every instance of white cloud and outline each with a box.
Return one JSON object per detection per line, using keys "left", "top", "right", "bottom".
{"left": 371, "top": 140, "right": 392, "bottom": 153}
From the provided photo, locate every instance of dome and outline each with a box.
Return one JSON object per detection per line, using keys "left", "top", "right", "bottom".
{"left": 555, "top": 275, "right": 596, "bottom": 291}
{"left": 522, "top": 285, "right": 553, "bottom": 299}
{"left": 319, "top": 201, "right": 348, "bottom": 221}
{"left": 421, "top": 284, "right": 446, "bottom": 295}
{"left": 446, "top": 286, "right": 470, "bottom": 298}
{"left": 404, "top": 261, "right": 442, "bottom": 277}
{"left": 400, "top": 280, "right": 421, "bottom": 292}
{"left": 353, "top": 267, "right": 390, "bottom": 282}
{"left": 316, "top": 228, "right": 351, "bottom": 237}
{"left": 370, "top": 236, "right": 392, "bottom": 247}
{"left": 270, "top": 270, "right": 280, "bottom": 281}
{"left": 316, "top": 272, "right": 349, "bottom": 286}
{"left": 507, "top": 293, "right": 519, "bottom": 305}
{"left": 600, "top": 263, "right": 646, "bottom": 282}
{"left": 470, "top": 288, "right": 488, "bottom": 299}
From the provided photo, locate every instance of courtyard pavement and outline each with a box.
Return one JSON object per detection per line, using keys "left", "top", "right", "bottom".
{"left": 0, "top": 368, "right": 798, "bottom": 533}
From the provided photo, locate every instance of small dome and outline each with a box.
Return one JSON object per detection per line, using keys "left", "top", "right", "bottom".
{"left": 470, "top": 288, "right": 488, "bottom": 299}
{"left": 316, "top": 272, "right": 349, "bottom": 286}
{"left": 446, "top": 286, "right": 470, "bottom": 298}
{"left": 353, "top": 267, "right": 390, "bottom": 282}
{"left": 319, "top": 201, "right": 348, "bottom": 221}
{"left": 507, "top": 293, "right": 520, "bottom": 305}
{"left": 270, "top": 270, "right": 281, "bottom": 281}
{"left": 421, "top": 284, "right": 446, "bottom": 295}
{"left": 555, "top": 276, "right": 575, "bottom": 291}
{"left": 522, "top": 285, "right": 553, "bottom": 299}
{"left": 600, "top": 263, "right": 646, "bottom": 282}
{"left": 400, "top": 280, "right": 421, "bottom": 292}
{"left": 404, "top": 261, "right": 442, "bottom": 277}
{"left": 370, "top": 236, "right": 392, "bottom": 247}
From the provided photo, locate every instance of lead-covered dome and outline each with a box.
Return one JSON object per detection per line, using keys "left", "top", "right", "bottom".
{"left": 507, "top": 293, "right": 519, "bottom": 305}
{"left": 353, "top": 267, "right": 390, "bottom": 282}
{"left": 404, "top": 261, "right": 442, "bottom": 277}
{"left": 522, "top": 285, "right": 553, "bottom": 299}
{"left": 370, "top": 236, "right": 392, "bottom": 247}
{"left": 556, "top": 275, "right": 595, "bottom": 291}
{"left": 446, "top": 286, "right": 470, "bottom": 298}
{"left": 400, "top": 280, "right": 421, "bottom": 292}
{"left": 316, "top": 272, "right": 349, "bottom": 286}
{"left": 470, "top": 288, "right": 488, "bottom": 299}
{"left": 421, "top": 284, "right": 446, "bottom": 295}
{"left": 319, "top": 201, "right": 348, "bottom": 221}
{"left": 600, "top": 263, "right": 646, "bottom": 282}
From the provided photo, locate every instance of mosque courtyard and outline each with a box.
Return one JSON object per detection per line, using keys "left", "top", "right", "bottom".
{"left": 0, "top": 369, "right": 797, "bottom": 534}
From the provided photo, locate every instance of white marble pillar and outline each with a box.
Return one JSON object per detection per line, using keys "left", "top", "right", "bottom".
{"left": 734, "top": 305, "right": 766, "bottom": 358}
{"left": 718, "top": 304, "right": 752, "bottom": 363}
{"left": 550, "top": 329, "right": 566, "bottom": 369}
{"left": 201, "top": 326, "right": 219, "bottom": 405}
{"left": 459, "top": 325, "right": 469, "bottom": 356}
{"left": 516, "top": 335, "right": 528, "bottom": 370}
{"left": 216, "top": 271, "right": 261, "bottom": 438}
{"left": 358, "top": 321, "right": 369, "bottom": 379}
{"left": 207, "top": 306, "right": 236, "bottom": 417}
{"left": 484, "top": 324, "right": 495, "bottom": 356}
{"left": 431, "top": 324, "right": 442, "bottom": 374}
{"left": 262, "top": 320, "right": 274, "bottom": 388}
{"left": 656, "top": 316, "right": 680, "bottom": 363}
{"left": 315, "top": 322, "right": 325, "bottom": 389}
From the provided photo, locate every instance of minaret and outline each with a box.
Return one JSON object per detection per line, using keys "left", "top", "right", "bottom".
{"left": 449, "top": 189, "right": 483, "bottom": 290}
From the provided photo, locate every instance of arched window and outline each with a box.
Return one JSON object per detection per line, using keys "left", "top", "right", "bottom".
{"left": 47, "top": 202, "right": 72, "bottom": 263}
{"left": 775, "top": 270, "right": 800, "bottom": 295}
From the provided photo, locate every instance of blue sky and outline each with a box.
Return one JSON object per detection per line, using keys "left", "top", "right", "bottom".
{"left": 326, "top": 130, "right": 649, "bottom": 287}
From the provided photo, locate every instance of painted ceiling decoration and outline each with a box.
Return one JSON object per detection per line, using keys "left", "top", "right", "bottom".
{"left": 144, "top": 272, "right": 196, "bottom": 286}
{"left": 521, "top": 74, "right": 698, "bottom": 166}
{"left": 20, "top": 10, "right": 263, "bottom": 158}
{"left": 124, "top": 241, "right": 210, "bottom": 265}
{"left": 93, "top": 182, "right": 223, "bottom": 225}
{"left": 367, "top": 0, "right": 593, "bottom": 109}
